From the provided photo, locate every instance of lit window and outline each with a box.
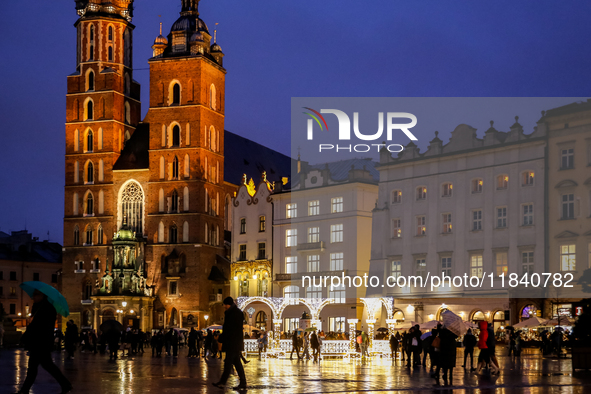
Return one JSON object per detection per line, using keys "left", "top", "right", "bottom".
{"left": 391, "top": 190, "right": 402, "bottom": 203}
{"left": 307, "top": 255, "right": 320, "bottom": 272}
{"left": 442, "top": 183, "right": 453, "bottom": 197}
{"left": 496, "top": 252, "right": 508, "bottom": 276}
{"left": 391, "top": 260, "right": 401, "bottom": 279}
{"left": 330, "top": 252, "right": 343, "bottom": 271}
{"left": 496, "top": 207, "right": 507, "bottom": 228}
{"left": 522, "top": 252, "right": 534, "bottom": 275}
{"left": 331, "top": 197, "right": 343, "bottom": 213}
{"left": 441, "top": 257, "right": 452, "bottom": 277}
{"left": 472, "top": 210, "right": 482, "bottom": 231}
{"left": 308, "top": 200, "right": 320, "bottom": 216}
{"left": 522, "top": 171, "right": 535, "bottom": 186}
{"left": 497, "top": 175, "right": 508, "bottom": 190}
{"left": 416, "top": 216, "right": 426, "bottom": 236}
{"left": 286, "top": 229, "right": 297, "bottom": 247}
{"left": 285, "top": 257, "right": 297, "bottom": 273}
{"left": 259, "top": 216, "right": 266, "bottom": 232}
{"left": 283, "top": 285, "right": 299, "bottom": 299}
{"left": 561, "top": 194, "right": 574, "bottom": 219}
{"left": 470, "top": 255, "right": 483, "bottom": 278}
{"left": 308, "top": 227, "right": 320, "bottom": 243}
{"left": 329, "top": 284, "right": 346, "bottom": 303}
{"left": 238, "top": 244, "right": 246, "bottom": 261}
{"left": 442, "top": 213, "right": 452, "bottom": 233}
{"left": 392, "top": 218, "right": 401, "bottom": 238}
{"left": 522, "top": 203, "right": 533, "bottom": 225}
{"left": 306, "top": 286, "right": 322, "bottom": 299}
{"left": 561, "top": 148, "right": 574, "bottom": 169}
{"left": 417, "top": 187, "right": 427, "bottom": 200}
{"left": 330, "top": 224, "right": 343, "bottom": 243}
{"left": 472, "top": 178, "right": 483, "bottom": 193}
{"left": 415, "top": 259, "right": 426, "bottom": 279}
{"left": 286, "top": 203, "right": 297, "bottom": 218}
{"left": 560, "top": 245, "right": 576, "bottom": 271}
{"left": 257, "top": 243, "right": 266, "bottom": 260}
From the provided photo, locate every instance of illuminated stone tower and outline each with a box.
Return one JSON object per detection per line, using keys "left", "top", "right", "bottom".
{"left": 142, "top": 0, "right": 227, "bottom": 328}
{"left": 63, "top": 0, "right": 142, "bottom": 328}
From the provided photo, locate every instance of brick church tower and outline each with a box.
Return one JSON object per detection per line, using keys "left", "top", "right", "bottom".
{"left": 62, "top": 0, "right": 230, "bottom": 331}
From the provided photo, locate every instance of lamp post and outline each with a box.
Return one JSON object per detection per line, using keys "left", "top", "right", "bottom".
{"left": 204, "top": 314, "right": 209, "bottom": 329}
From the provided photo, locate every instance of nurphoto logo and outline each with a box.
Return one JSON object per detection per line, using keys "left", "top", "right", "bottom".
{"left": 303, "top": 107, "right": 418, "bottom": 153}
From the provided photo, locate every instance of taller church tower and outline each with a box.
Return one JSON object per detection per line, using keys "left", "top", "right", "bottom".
{"left": 63, "top": 0, "right": 142, "bottom": 328}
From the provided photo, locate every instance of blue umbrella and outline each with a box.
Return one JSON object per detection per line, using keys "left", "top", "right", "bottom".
{"left": 19, "top": 281, "right": 70, "bottom": 317}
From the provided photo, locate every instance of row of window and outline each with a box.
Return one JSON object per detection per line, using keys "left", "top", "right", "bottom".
{"left": 0, "top": 271, "right": 19, "bottom": 281}
{"left": 167, "top": 81, "right": 218, "bottom": 111}
{"left": 72, "top": 127, "right": 129, "bottom": 152}
{"left": 239, "top": 216, "right": 266, "bottom": 234}
{"left": 391, "top": 204, "right": 535, "bottom": 238}
{"left": 79, "top": 97, "right": 131, "bottom": 123}
{"left": 285, "top": 197, "right": 343, "bottom": 219}
{"left": 237, "top": 242, "right": 267, "bottom": 261}
{"left": 283, "top": 285, "right": 347, "bottom": 303}
{"left": 285, "top": 224, "right": 344, "bottom": 246}
{"left": 390, "top": 172, "right": 536, "bottom": 204}
{"left": 159, "top": 123, "right": 219, "bottom": 152}
{"left": 390, "top": 251, "right": 533, "bottom": 281}
{"left": 284, "top": 253, "right": 345, "bottom": 273}
{"left": 85, "top": 69, "right": 131, "bottom": 95}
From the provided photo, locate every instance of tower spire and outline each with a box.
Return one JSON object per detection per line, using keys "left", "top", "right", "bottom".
{"left": 159, "top": 22, "right": 162, "bottom": 36}
{"left": 214, "top": 23, "right": 218, "bottom": 43}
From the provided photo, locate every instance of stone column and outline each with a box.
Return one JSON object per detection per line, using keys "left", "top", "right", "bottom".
{"left": 273, "top": 319, "right": 282, "bottom": 350}
{"left": 93, "top": 306, "right": 99, "bottom": 330}
{"left": 366, "top": 319, "right": 376, "bottom": 354}
{"left": 347, "top": 318, "right": 358, "bottom": 352}
{"left": 179, "top": 311, "right": 183, "bottom": 328}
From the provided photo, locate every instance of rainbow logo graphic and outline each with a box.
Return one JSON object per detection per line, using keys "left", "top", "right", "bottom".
{"left": 302, "top": 107, "right": 329, "bottom": 131}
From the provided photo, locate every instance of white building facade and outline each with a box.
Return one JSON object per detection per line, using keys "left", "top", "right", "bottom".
{"left": 368, "top": 121, "right": 546, "bottom": 331}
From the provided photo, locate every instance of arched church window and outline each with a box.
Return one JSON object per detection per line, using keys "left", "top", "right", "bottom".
{"left": 86, "top": 161, "right": 94, "bottom": 184}
{"left": 90, "top": 25, "right": 94, "bottom": 42}
{"left": 119, "top": 181, "right": 144, "bottom": 235}
{"left": 89, "top": 44, "right": 94, "bottom": 61}
{"left": 172, "top": 83, "right": 181, "bottom": 105}
{"left": 172, "top": 125, "right": 180, "bottom": 147}
{"left": 85, "top": 100, "right": 94, "bottom": 120}
{"left": 125, "top": 102, "right": 131, "bottom": 124}
{"left": 85, "top": 192, "right": 94, "bottom": 216}
{"left": 86, "top": 129, "right": 94, "bottom": 152}
{"left": 169, "top": 225, "right": 178, "bottom": 244}
{"left": 210, "top": 84, "right": 216, "bottom": 110}
{"left": 85, "top": 224, "right": 93, "bottom": 245}
{"left": 97, "top": 224, "right": 103, "bottom": 245}
{"left": 108, "top": 46, "right": 113, "bottom": 62}
{"left": 84, "top": 280, "right": 93, "bottom": 300}
{"left": 74, "top": 226, "right": 80, "bottom": 246}
{"left": 108, "top": 26, "right": 113, "bottom": 41}
{"left": 172, "top": 156, "right": 179, "bottom": 179}
{"left": 171, "top": 189, "right": 179, "bottom": 213}
{"left": 88, "top": 71, "right": 94, "bottom": 91}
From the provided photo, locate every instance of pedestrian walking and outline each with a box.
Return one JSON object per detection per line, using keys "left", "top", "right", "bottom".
{"left": 462, "top": 328, "right": 476, "bottom": 370}
{"left": 64, "top": 320, "right": 78, "bottom": 360}
{"left": 410, "top": 325, "right": 422, "bottom": 367}
{"left": 212, "top": 297, "right": 247, "bottom": 390}
{"left": 310, "top": 331, "right": 320, "bottom": 362}
{"left": 205, "top": 329, "right": 213, "bottom": 358}
{"left": 290, "top": 331, "right": 302, "bottom": 360}
{"left": 487, "top": 323, "right": 500, "bottom": 373}
{"left": 302, "top": 332, "right": 310, "bottom": 360}
{"left": 389, "top": 333, "right": 399, "bottom": 360}
{"left": 16, "top": 290, "right": 72, "bottom": 394}
{"left": 188, "top": 327, "right": 198, "bottom": 358}
{"left": 361, "top": 331, "right": 370, "bottom": 358}
{"left": 433, "top": 326, "right": 458, "bottom": 385}
{"left": 106, "top": 328, "right": 121, "bottom": 360}
{"left": 257, "top": 332, "right": 268, "bottom": 360}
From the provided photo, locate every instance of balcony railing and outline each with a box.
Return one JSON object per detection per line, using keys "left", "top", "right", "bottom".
{"left": 297, "top": 241, "right": 325, "bottom": 252}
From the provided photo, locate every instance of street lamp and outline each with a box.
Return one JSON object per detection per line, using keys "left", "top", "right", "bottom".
{"left": 204, "top": 314, "right": 209, "bottom": 327}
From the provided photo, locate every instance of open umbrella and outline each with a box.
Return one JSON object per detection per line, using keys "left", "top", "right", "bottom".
{"left": 544, "top": 316, "right": 574, "bottom": 326}
{"left": 206, "top": 325, "right": 223, "bottom": 331}
{"left": 513, "top": 316, "right": 547, "bottom": 328}
{"left": 419, "top": 320, "right": 441, "bottom": 330}
{"left": 441, "top": 310, "right": 467, "bottom": 337}
{"left": 376, "top": 327, "right": 389, "bottom": 332}
{"left": 420, "top": 331, "right": 432, "bottom": 340}
{"left": 305, "top": 327, "right": 317, "bottom": 332}
{"left": 20, "top": 281, "right": 69, "bottom": 317}
{"left": 100, "top": 319, "right": 123, "bottom": 333}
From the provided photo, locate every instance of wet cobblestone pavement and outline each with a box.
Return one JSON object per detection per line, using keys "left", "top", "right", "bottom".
{"left": 1, "top": 348, "right": 590, "bottom": 394}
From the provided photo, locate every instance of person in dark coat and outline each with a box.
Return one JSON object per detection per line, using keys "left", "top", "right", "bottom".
{"left": 389, "top": 333, "right": 399, "bottom": 360}
{"left": 310, "top": 331, "right": 320, "bottom": 362}
{"left": 16, "top": 290, "right": 72, "bottom": 394}
{"left": 213, "top": 297, "right": 247, "bottom": 390}
{"left": 64, "top": 320, "right": 78, "bottom": 360}
{"left": 410, "top": 325, "right": 422, "bottom": 367}
{"left": 462, "top": 328, "right": 477, "bottom": 370}
{"left": 290, "top": 330, "right": 302, "bottom": 360}
{"left": 106, "top": 328, "right": 121, "bottom": 360}
{"left": 433, "top": 327, "right": 458, "bottom": 385}
{"left": 205, "top": 329, "right": 213, "bottom": 358}
{"left": 188, "top": 327, "right": 198, "bottom": 358}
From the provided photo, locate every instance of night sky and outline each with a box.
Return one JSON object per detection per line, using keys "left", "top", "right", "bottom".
{"left": 1, "top": 0, "right": 591, "bottom": 243}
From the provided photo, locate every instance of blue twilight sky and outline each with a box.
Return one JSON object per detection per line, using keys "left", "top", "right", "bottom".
{"left": 1, "top": 0, "right": 591, "bottom": 243}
